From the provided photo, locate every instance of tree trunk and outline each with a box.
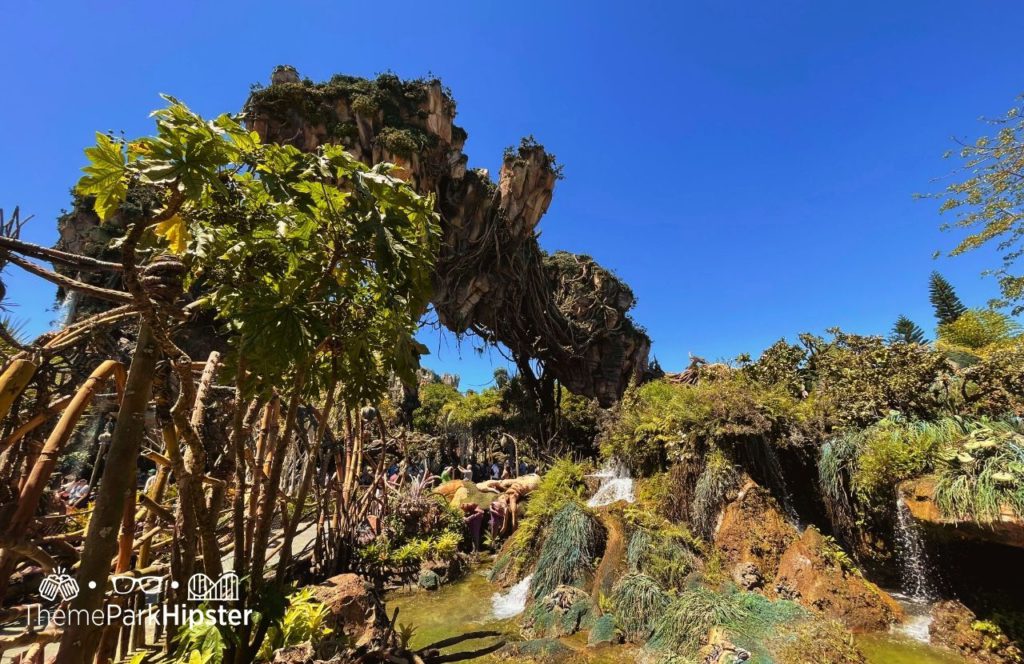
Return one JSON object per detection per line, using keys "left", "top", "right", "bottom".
{"left": 54, "top": 324, "right": 158, "bottom": 664}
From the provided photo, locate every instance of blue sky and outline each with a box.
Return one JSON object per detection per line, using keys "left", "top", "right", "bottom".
{"left": 2, "top": 1, "right": 1022, "bottom": 390}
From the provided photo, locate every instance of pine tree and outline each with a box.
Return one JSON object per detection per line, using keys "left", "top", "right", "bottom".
{"left": 929, "top": 272, "right": 967, "bottom": 326}
{"left": 890, "top": 315, "right": 927, "bottom": 344}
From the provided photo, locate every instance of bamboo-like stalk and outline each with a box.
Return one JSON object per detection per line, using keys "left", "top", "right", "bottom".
{"left": 54, "top": 324, "right": 158, "bottom": 664}
{"left": 0, "top": 360, "right": 125, "bottom": 599}
{"left": 0, "top": 358, "right": 37, "bottom": 424}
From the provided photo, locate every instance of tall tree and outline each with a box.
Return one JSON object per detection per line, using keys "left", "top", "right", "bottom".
{"left": 929, "top": 272, "right": 967, "bottom": 326}
{"left": 891, "top": 315, "right": 927, "bottom": 344}
{"left": 932, "top": 94, "right": 1024, "bottom": 313}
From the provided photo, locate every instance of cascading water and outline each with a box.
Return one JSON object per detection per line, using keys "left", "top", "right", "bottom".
{"left": 586, "top": 462, "right": 635, "bottom": 507}
{"left": 491, "top": 574, "right": 532, "bottom": 619}
{"left": 892, "top": 496, "right": 936, "bottom": 643}
{"left": 894, "top": 497, "right": 935, "bottom": 601}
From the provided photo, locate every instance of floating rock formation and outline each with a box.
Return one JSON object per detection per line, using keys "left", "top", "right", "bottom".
{"left": 244, "top": 69, "right": 651, "bottom": 405}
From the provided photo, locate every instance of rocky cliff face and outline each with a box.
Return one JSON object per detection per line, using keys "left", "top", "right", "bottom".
{"left": 244, "top": 68, "right": 650, "bottom": 405}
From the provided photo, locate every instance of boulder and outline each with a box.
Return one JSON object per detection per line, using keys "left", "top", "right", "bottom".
{"left": 714, "top": 480, "right": 797, "bottom": 584}
{"left": 930, "top": 600, "right": 1023, "bottom": 664}
{"left": 309, "top": 573, "right": 383, "bottom": 645}
{"left": 773, "top": 527, "right": 901, "bottom": 632}
{"left": 523, "top": 585, "right": 595, "bottom": 639}
{"left": 699, "top": 626, "right": 751, "bottom": 663}
{"left": 587, "top": 614, "right": 620, "bottom": 647}
{"left": 417, "top": 569, "right": 441, "bottom": 591}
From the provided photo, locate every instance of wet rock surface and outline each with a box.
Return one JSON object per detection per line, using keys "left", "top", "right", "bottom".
{"left": 930, "top": 600, "right": 1023, "bottom": 664}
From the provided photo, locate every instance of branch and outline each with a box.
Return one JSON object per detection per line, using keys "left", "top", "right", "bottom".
{"left": 0, "top": 236, "right": 122, "bottom": 271}
{"left": 2, "top": 252, "right": 132, "bottom": 304}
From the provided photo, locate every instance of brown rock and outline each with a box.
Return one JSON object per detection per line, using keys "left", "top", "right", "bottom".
{"left": 714, "top": 480, "right": 797, "bottom": 583}
{"left": 773, "top": 527, "right": 901, "bottom": 632}
{"left": 900, "top": 478, "right": 1024, "bottom": 549}
{"left": 309, "top": 573, "right": 384, "bottom": 645}
{"left": 930, "top": 600, "right": 1023, "bottom": 664}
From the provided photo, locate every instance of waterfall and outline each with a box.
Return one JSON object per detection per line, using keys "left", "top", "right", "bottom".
{"left": 491, "top": 574, "right": 532, "bottom": 619}
{"left": 892, "top": 497, "right": 935, "bottom": 643}
{"left": 586, "top": 461, "right": 635, "bottom": 507}
{"left": 894, "top": 497, "right": 935, "bottom": 601}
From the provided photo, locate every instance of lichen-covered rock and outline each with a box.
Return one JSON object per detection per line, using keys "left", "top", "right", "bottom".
{"left": 523, "top": 585, "right": 596, "bottom": 639}
{"left": 417, "top": 569, "right": 441, "bottom": 591}
{"left": 930, "top": 600, "right": 1023, "bottom": 664}
{"left": 587, "top": 613, "right": 620, "bottom": 647}
{"left": 699, "top": 627, "right": 751, "bottom": 663}
{"left": 773, "top": 527, "right": 901, "bottom": 632}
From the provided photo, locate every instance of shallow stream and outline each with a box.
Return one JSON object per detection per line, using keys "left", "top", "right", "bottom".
{"left": 387, "top": 567, "right": 965, "bottom": 663}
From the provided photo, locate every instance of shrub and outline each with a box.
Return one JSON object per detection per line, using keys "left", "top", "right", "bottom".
{"left": 496, "top": 458, "right": 587, "bottom": 583}
{"left": 626, "top": 529, "right": 698, "bottom": 590}
{"left": 257, "top": 587, "right": 333, "bottom": 661}
{"left": 611, "top": 573, "right": 670, "bottom": 643}
{"left": 937, "top": 309, "right": 1021, "bottom": 354}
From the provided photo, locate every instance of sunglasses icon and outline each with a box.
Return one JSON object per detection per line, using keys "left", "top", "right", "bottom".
{"left": 111, "top": 575, "right": 165, "bottom": 595}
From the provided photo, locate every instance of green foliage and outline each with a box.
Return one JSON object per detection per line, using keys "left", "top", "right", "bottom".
{"left": 934, "top": 419, "right": 1024, "bottom": 521}
{"left": 937, "top": 308, "right": 1022, "bottom": 353}
{"left": 626, "top": 529, "right": 698, "bottom": 590}
{"left": 257, "top": 588, "right": 333, "bottom": 661}
{"left": 75, "top": 97, "right": 440, "bottom": 405}
{"left": 958, "top": 344, "right": 1024, "bottom": 417}
{"left": 891, "top": 315, "right": 928, "bottom": 345}
{"left": 498, "top": 458, "right": 587, "bottom": 582}
{"left": 823, "top": 415, "right": 961, "bottom": 511}
{"left": 600, "top": 375, "right": 801, "bottom": 475}
{"left": 646, "top": 586, "right": 746, "bottom": 654}
{"left": 801, "top": 329, "right": 950, "bottom": 428}
{"left": 411, "top": 381, "right": 462, "bottom": 434}
{"left": 691, "top": 450, "right": 740, "bottom": 538}
{"left": 930, "top": 272, "right": 968, "bottom": 326}
{"left": 530, "top": 502, "right": 604, "bottom": 600}
{"left": 172, "top": 612, "right": 228, "bottom": 664}
{"left": 611, "top": 573, "right": 670, "bottom": 643}
{"left": 931, "top": 95, "right": 1024, "bottom": 314}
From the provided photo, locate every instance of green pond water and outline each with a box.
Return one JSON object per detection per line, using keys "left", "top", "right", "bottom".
{"left": 386, "top": 570, "right": 964, "bottom": 663}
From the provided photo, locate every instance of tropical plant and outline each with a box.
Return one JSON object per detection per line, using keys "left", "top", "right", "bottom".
{"left": 646, "top": 586, "right": 747, "bottom": 654}
{"left": 257, "top": 588, "right": 333, "bottom": 661}
{"left": 937, "top": 308, "right": 1022, "bottom": 354}
{"left": 934, "top": 419, "right": 1024, "bottom": 521}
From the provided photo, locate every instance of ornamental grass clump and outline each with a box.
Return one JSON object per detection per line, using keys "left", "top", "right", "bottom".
{"left": 646, "top": 586, "right": 747, "bottom": 654}
{"left": 626, "top": 529, "right": 698, "bottom": 590}
{"left": 611, "top": 573, "right": 670, "bottom": 643}
{"left": 530, "top": 501, "right": 604, "bottom": 600}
